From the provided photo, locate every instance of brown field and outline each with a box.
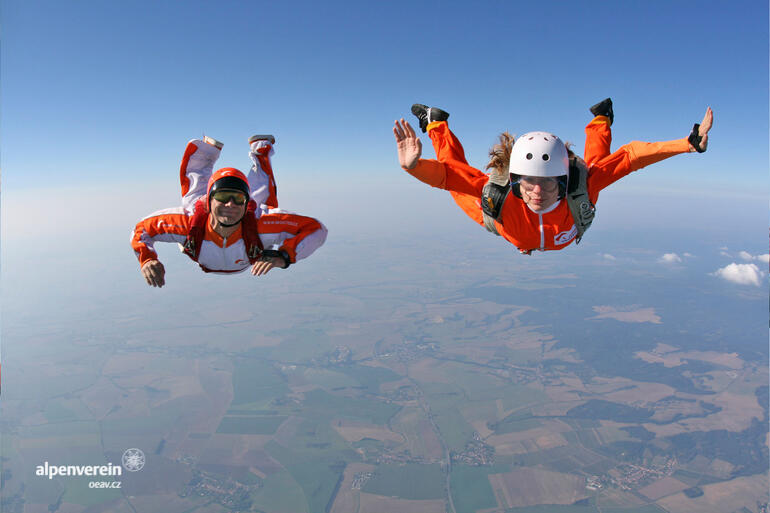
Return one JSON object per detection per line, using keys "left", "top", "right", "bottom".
{"left": 708, "top": 458, "right": 735, "bottom": 479}
{"left": 329, "top": 462, "right": 376, "bottom": 513}
{"left": 447, "top": 343, "right": 504, "bottom": 366}
{"left": 645, "top": 389, "right": 764, "bottom": 437}
{"left": 128, "top": 493, "right": 230, "bottom": 513}
{"left": 541, "top": 345, "right": 582, "bottom": 363}
{"left": 591, "top": 425, "right": 631, "bottom": 444}
{"left": 559, "top": 376, "right": 588, "bottom": 392}
{"left": 489, "top": 468, "right": 587, "bottom": 508}
{"left": 469, "top": 419, "right": 494, "bottom": 439}
{"left": 634, "top": 349, "right": 744, "bottom": 370}
{"left": 332, "top": 419, "right": 404, "bottom": 443}
{"left": 358, "top": 492, "right": 446, "bottom": 513}
{"left": 194, "top": 433, "right": 275, "bottom": 465}
{"left": 486, "top": 419, "right": 573, "bottom": 455}
{"left": 648, "top": 398, "right": 712, "bottom": 424}
{"left": 601, "top": 382, "right": 676, "bottom": 405}
{"left": 503, "top": 326, "right": 555, "bottom": 348}
{"left": 657, "top": 473, "right": 769, "bottom": 513}
{"left": 587, "top": 305, "right": 662, "bottom": 324}
{"left": 638, "top": 476, "right": 691, "bottom": 500}
{"left": 541, "top": 388, "right": 585, "bottom": 405}
{"left": 532, "top": 432, "right": 569, "bottom": 450}
{"left": 699, "top": 369, "right": 741, "bottom": 392}
{"left": 595, "top": 487, "right": 648, "bottom": 508}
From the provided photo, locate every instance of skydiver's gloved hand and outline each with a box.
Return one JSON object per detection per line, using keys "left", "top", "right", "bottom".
{"left": 688, "top": 107, "right": 713, "bottom": 153}
{"left": 393, "top": 119, "right": 422, "bottom": 170}
{"left": 141, "top": 260, "right": 166, "bottom": 288}
{"left": 250, "top": 256, "right": 287, "bottom": 277}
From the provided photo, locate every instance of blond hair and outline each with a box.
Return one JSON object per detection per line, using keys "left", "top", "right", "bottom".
{"left": 485, "top": 131, "right": 515, "bottom": 174}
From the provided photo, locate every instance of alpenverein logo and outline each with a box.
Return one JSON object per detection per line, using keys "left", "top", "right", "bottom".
{"left": 35, "top": 462, "right": 122, "bottom": 480}
{"left": 35, "top": 448, "right": 146, "bottom": 480}
{"left": 122, "top": 448, "right": 145, "bottom": 472}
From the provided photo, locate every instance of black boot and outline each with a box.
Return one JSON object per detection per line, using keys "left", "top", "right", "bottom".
{"left": 589, "top": 98, "right": 614, "bottom": 126}
{"left": 411, "top": 104, "right": 450, "bottom": 133}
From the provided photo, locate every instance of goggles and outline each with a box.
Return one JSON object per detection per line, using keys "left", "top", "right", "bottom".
{"left": 211, "top": 190, "right": 248, "bottom": 205}
{"left": 518, "top": 176, "right": 559, "bottom": 193}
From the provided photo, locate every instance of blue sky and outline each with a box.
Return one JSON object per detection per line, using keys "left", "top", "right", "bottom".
{"left": 2, "top": 0, "right": 768, "bottom": 196}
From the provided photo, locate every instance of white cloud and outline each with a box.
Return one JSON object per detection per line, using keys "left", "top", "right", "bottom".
{"left": 711, "top": 263, "right": 763, "bottom": 286}
{"left": 602, "top": 253, "right": 616, "bottom": 261}
{"left": 720, "top": 251, "right": 732, "bottom": 258}
{"left": 659, "top": 253, "right": 682, "bottom": 264}
{"left": 683, "top": 252, "right": 694, "bottom": 258}
{"left": 732, "top": 251, "right": 770, "bottom": 264}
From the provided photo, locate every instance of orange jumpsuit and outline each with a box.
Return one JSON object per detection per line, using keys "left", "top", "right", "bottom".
{"left": 406, "top": 119, "right": 692, "bottom": 252}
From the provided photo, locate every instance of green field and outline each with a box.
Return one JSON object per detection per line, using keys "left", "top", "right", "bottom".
{"left": 250, "top": 469, "right": 309, "bottom": 513}
{"left": 451, "top": 464, "right": 509, "bottom": 513}
{"left": 301, "top": 388, "right": 400, "bottom": 424}
{"left": 417, "top": 382, "right": 477, "bottom": 449}
{"left": 265, "top": 440, "right": 348, "bottom": 513}
{"left": 362, "top": 463, "right": 445, "bottom": 500}
{"left": 491, "top": 409, "right": 543, "bottom": 434}
{"left": 231, "top": 359, "right": 290, "bottom": 407}
{"left": 336, "top": 364, "right": 402, "bottom": 393}
{"left": 431, "top": 403, "right": 476, "bottom": 452}
{"left": 215, "top": 415, "right": 287, "bottom": 435}
{"left": 506, "top": 505, "right": 597, "bottom": 513}
{"left": 302, "top": 368, "right": 360, "bottom": 390}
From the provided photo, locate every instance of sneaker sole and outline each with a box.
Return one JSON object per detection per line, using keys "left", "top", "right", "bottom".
{"left": 203, "top": 136, "right": 224, "bottom": 150}
{"left": 248, "top": 134, "right": 276, "bottom": 145}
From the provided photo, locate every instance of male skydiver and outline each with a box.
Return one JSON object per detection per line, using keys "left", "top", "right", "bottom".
{"left": 131, "top": 135, "right": 327, "bottom": 287}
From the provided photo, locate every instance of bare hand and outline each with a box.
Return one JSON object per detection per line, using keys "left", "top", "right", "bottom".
{"left": 690, "top": 107, "right": 713, "bottom": 152}
{"left": 250, "top": 256, "right": 285, "bottom": 276}
{"left": 393, "top": 118, "right": 422, "bottom": 170}
{"left": 141, "top": 260, "right": 165, "bottom": 288}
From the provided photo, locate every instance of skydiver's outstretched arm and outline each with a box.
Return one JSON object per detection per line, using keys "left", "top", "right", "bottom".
{"left": 394, "top": 119, "right": 422, "bottom": 170}
{"left": 141, "top": 259, "right": 166, "bottom": 288}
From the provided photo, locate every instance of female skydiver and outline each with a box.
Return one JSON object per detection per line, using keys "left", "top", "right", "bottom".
{"left": 393, "top": 99, "right": 713, "bottom": 254}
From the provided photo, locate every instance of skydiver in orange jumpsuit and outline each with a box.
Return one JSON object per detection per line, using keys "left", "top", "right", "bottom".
{"left": 394, "top": 99, "right": 712, "bottom": 253}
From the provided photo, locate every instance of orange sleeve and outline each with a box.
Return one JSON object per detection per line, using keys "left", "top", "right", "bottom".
{"left": 588, "top": 138, "right": 692, "bottom": 197}
{"left": 257, "top": 211, "right": 327, "bottom": 263}
{"left": 130, "top": 210, "right": 190, "bottom": 267}
{"left": 406, "top": 158, "right": 487, "bottom": 197}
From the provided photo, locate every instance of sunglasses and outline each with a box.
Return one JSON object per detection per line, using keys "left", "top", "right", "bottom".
{"left": 518, "top": 176, "right": 559, "bottom": 193}
{"left": 211, "top": 190, "right": 247, "bottom": 205}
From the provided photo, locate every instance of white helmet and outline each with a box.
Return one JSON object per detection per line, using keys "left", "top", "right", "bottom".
{"left": 509, "top": 132, "right": 569, "bottom": 178}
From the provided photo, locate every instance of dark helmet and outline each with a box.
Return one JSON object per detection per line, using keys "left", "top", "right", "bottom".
{"left": 206, "top": 167, "right": 250, "bottom": 211}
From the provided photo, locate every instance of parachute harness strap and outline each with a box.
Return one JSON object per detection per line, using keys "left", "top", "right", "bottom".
{"left": 481, "top": 177, "right": 510, "bottom": 237}
{"left": 565, "top": 158, "right": 595, "bottom": 244}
